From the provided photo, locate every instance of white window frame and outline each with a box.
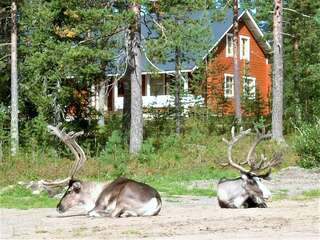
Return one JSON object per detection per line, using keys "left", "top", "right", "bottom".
{"left": 226, "top": 33, "right": 233, "bottom": 57}
{"left": 224, "top": 73, "right": 234, "bottom": 98}
{"left": 240, "top": 35, "right": 250, "bottom": 61}
{"left": 243, "top": 76, "right": 256, "bottom": 99}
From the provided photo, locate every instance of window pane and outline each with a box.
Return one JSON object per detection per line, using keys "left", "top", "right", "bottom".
{"left": 243, "top": 77, "right": 255, "bottom": 99}
{"left": 224, "top": 75, "right": 234, "bottom": 97}
{"left": 240, "top": 37, "right": 250, "bottom": 60}
{"left": 150, "top": 76, "right": 165, "bottom": 96}
{"left": 227, "top": 35, "right": 233, "bottom": 56}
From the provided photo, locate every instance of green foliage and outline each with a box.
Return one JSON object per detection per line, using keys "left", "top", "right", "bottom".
{"left": 138, "top": 138, "right": 156, "bottom": 163}
{"left": 99, "top": 130, "right": 129, "bottom": 177}
{"left": 20, "top": 114, "right": 51, "bottom": 150}
{"left": 283, "top": 0, "right": 320, "bottom": 124}
{"left": 18, "top": 0, "right": 130, "bottom": 127}
{"left": 0, "top": 185, "right": 56, "bottom": 209}
{"left": 294, "top": 119, "right": 320, "bottom": 168}
{"left": 0, "top": 104, "right": 9, "bottom": 142}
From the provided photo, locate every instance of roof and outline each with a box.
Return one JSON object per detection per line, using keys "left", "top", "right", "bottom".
{"left": 107, "top": 9, "right": 270, "bottom": 75}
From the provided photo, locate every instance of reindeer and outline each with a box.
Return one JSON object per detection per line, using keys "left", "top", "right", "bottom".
{"left": 217, "top": 127, "right": 282, "bottom": 208}
{"left": 43, "top": 124, "right": 162, "bottom": 217}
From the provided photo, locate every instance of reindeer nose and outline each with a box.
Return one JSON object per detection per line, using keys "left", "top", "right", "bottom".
{"left": 57, "top": 204, "right": 65, "bottom": 213}
{"left": 263, "top": 189, "right": 272, "bottom": 199}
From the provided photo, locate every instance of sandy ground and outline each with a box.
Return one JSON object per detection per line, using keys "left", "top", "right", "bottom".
{"left": 1, "top": 167, "right": 320, "bottom": 240}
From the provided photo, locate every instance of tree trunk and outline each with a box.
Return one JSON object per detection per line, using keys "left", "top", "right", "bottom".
{"left": 233, "top": 0, "right": 241, "bottom": 123}
{"left": 122, "top": 75, "right": 131, "bottom": 143}
{"left": 293, "top": 37, "right": 301, "bottom": 122}
{"left": 129, "top": 3, "right": 143, "bottom": 154}
{"left": 175, "top": 47, "right": 182, "bottom": 135}
{"left": 10, "top": 1, "right": 18, "bottom": 156}
{"left": 272, "top": 0, "right": 284, "bottom": 142}
{"left": 98, "top": 80, "right": 106, "bottom": 127}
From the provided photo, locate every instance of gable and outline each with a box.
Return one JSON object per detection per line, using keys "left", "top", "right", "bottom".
{"left": 106, "top": 9, "right": 270, "bottom": 75}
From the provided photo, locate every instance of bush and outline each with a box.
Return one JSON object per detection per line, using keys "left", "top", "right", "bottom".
{"left": 98, "top": 130, "right": 129, "bottom": 177}
{"left": 294, "top": 119, "right": 320, "bottom": 168}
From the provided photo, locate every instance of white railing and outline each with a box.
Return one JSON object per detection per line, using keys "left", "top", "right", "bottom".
{"left": 114, "top": 95, "right": 204, "bottom": 110}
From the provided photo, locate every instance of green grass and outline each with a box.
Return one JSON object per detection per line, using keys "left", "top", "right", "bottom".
{"left": 272, "top": 189, "right": 320, "bottom": 201}
{"left": 137, "top": 167, "right": 237, "bottom": 197}
{"left": 0, "top": 185, "right": 57, "bottom": 209}
{"left": 0, "top": 167, "right": 236, "bottom": 209}
{"left": 292, "top": 189, "right": 320, "bottom": 200}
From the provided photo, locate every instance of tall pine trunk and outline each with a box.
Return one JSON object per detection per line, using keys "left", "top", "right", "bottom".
{"left": 10, "top": 1, "right": 18, "bottom": 156}
{"left": 175, "top": 47, "right": 182, "bottom": 135}
{"left": 129, "top": 3, "right": 143, "bottom": 153}
{"left": 272, "top": 0, "right": 284, "bottom": 142}
{"left": 233, "top": 0, "right": 241, "bottom": 123}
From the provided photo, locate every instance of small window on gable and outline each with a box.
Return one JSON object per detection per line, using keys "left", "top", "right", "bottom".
{"left": 226, "top": 34, "right": 233, "bottom": 57}
{"left": 224, "top": 74, "right": 234, "bottom": 98}
{"left": 243, "top": 76, "right": 256, "bottom": 99}
{"left": 240, "top": 36, "right": 250, "bottom": 61}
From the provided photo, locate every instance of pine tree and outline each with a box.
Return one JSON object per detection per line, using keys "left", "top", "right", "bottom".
{"left": 272, "top": 0, "right": 284, "bottom": 142}
{"left": 145, "top": 0, "right": 211, "bottom": 134}
{"left": 19, "top": 0, "right": 130, "bottom": 129}
{"left": 128, "top": 2, "right": 143, "bottom": 153}
{"left": 233, "top": 0, "right": 241, "bottom": 124}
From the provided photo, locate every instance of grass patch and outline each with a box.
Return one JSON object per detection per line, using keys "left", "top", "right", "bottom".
{"left": 0, "top": 167, "right": 234, "bottom": 209}
{"left": 292, "top": 189, "right": 320, "bottom": 200}
{"left": 0, "top": 185, "right": 57, "bottom": 209}
{"left": 272, "top": 189, "right": 320, "bottom": 201}
{"left": 135, "top": 167, "right": 236, "bottom": 197}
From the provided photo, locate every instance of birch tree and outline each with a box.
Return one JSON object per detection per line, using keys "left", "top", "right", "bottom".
{"left": 10, "top": 1, "right": 18, "bottom": 156}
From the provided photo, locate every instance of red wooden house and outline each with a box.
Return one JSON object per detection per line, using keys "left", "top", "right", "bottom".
{"left": 91, "top": 9, "right": 271, "bottom": 115}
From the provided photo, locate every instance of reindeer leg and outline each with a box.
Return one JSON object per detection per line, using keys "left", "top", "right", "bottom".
{"left": 110, "top": 206, "right": 124, "bottom": 218}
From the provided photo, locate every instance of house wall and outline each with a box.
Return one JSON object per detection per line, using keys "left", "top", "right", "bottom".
{"left": 206, "top": 21, "right": 271, "bottom": 115}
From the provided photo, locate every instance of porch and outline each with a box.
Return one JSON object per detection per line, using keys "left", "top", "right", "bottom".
{"left": 92, "top": 73, "right": 204, "bottom": 112}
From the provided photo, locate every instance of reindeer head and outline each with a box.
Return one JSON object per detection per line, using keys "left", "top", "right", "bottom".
{"left": 41, "top": 124, "right": 87, "bottom": 213}
{"left": 57, "top": 179, "right": 83, "bottom": 213}
{"left": 222, "top": 126, "right": 282, "bottom": 203}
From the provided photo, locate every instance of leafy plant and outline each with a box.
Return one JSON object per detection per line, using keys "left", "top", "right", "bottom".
{"left": 294, "top": 119, "right": 320, "bottom": 168}
{"left": 99, "top": 130, "right": 129, "bottom": 177}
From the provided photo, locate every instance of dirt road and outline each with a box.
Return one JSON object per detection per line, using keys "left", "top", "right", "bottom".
{"left": 1, "top": 167, "right": 320, "bottom": 240}
{"left": 1, "top": 197, "right": 319, "bottom": 240}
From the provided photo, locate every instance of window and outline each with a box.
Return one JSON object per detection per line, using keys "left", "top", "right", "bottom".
{"left": 243, "top": 76, "right": 256, "bottom": 99}
{"left": 226, "top": 33, "right": 233, "bottom": 57}
{"left": 240, "top": 36, "right": 250, "bottom": 61}
{"left": 150, "top": 75, "right": 166, "bottom": 96}
{"left": 224, "top": 74, "right": 234, "bottom": 98}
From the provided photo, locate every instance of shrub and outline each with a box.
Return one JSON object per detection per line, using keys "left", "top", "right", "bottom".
{"left": 98, "top": 130, "right": 129, "bottom": 177}
{"left": 294, "top": 119, "right": 320, "bottom": 168}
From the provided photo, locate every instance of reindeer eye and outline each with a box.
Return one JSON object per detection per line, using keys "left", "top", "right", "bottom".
{"left": 74, "top": 187, "right": 80, "bottom": 193}
{"left": 248, "top": 179, "right": 255, "bottom": 185}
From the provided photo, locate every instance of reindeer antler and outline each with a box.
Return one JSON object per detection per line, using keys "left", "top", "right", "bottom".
{"left": 222, "top": 126, "right": 282, "bottom": 175}
{"left": 222, "top": 126, "right": 252, "bottom": 173}
{"left": 42, "top": 124, "right": 86, "bottom": 187}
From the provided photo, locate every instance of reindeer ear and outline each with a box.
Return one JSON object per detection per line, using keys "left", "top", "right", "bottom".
{"left": 72, "top": 181, "right": 81, "bottom": 192}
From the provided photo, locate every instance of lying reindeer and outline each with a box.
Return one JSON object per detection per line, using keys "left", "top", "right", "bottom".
{"left": 217, "top": 127, "right": 282, "bottom": 208}
{"left": 43, "top": 124, "right": 162, "bottom": 217}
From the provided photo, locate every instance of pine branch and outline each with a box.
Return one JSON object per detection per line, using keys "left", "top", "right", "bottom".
{"left": 0, "top": 43, "right": 11, "bottom": 47}
{"left": 0, "top": 54, "right": 10, "bottom": 61}
{"left": 283, "top": 7, "right": 311, "bottom": 18}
